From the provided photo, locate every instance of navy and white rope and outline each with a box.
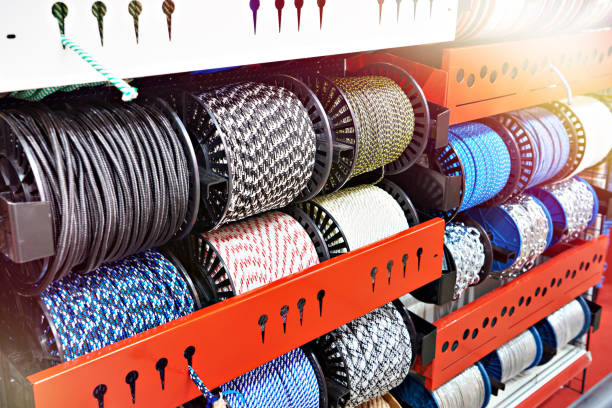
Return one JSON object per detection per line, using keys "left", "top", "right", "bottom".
{"left": 193, "top": 348, "right": 320, "bottom": 408}
{"left": 443, "top": 123, "right": 511, "bottom": 211}
{"left": 40, "top": 250, "right": 195, "bottom": 361}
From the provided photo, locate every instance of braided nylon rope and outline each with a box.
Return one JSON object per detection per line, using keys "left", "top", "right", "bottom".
{"left": 446, "top": 123, "right": 511, "bottom": 211}
{"left": 216, "top": 348, "right": 319, "bottom": 408}
{"left": 535, "top": 178, "right": 595, "bottom": 243}
{"left": 432, "top": 365, "right": 486, "bottom": 408}
{"left": 332, "top": 76, "right": 414, "bottom": 179}
{"left": 196, "top": 82, "right": 316, "bottom": 227}
{"left": 59, "top": 35, "right": 138, "bottom": 101}
{"left": 203, "top": 211, "right": 319, "bottom": 295}
{"left": 312, "top": 185, "right": 409, "bottom": 251}
{"left": 545, "top": 300, "right": 586, "bottom": 348}
{"left": 40, "top": 250, "right": 195, "bottom": 361}
{"left": 356, "top": 396, "right": 391, "bottom": 408}
{"left": 444, "top": 223, "right": 485, "bottom": 299}
{"left": 318, "top": 303, "right": 412, "bottom": 407}
{"left": 491, "top": 330, "right": 538, "bottom": 382}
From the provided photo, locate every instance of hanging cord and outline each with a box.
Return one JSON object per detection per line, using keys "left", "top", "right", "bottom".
{"left": 39, "top": 250, "right": 195, "bottom": 361}
{"left": 444, "top": 123, "right": 511, "bottom": 211}
{"left": 561, "top": 96, "right": 612, "bottom": 177}
{"left": 484, "top": 330, "right": 539, "bottom": 382}
{"left": 496, "top": 194, "right": 550, "bottom": 279}
{"left": 202, "top": 211, "right": 319, "bottom": 295}
{"left": 432, "top": 365, "right": 486, "bottom": 408}
{"left": 194, "top": 82, "right": 316, "bottom": 228}
{"left": 543, "top": 299, "right": 587, "bottom": 348}
{"left": 312, "top": 185, "right": 409, "bottom": 251}
{"left": 201, "top": 348, "right": 320, "bottom": 408}
{"left": 444, "top": 223, "right": 485, "bottom": 300}
{"left": 60, "top": 35, "right": 138, "bottom": 102}
{"left": 0, "top": 102, "right": 190, "bottom": 295}
{"left": 531, "top": 178, "right": 595, "bottom": 244}
{"left": 508, "top": 107, "right": 570, "bottom": 187}
{"left": 317, "top": 303, "right": 413, "bottom": 407}
{"left": 330, "top": 76, "right": 415, "bottom": 179}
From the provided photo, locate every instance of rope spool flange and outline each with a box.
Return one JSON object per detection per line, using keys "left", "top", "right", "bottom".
{"left": 181, "top": 76, "right": 331, "bottom": 231}
{"left": 169, "top": 211, "right": 327, "bottom": 306}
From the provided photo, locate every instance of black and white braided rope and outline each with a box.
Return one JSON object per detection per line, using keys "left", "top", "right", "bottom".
{"left": 317, "top": 303, "right": 412, "bottom": 407}
{"left": 196, "top": 82, "right": 316, "bottom": 228}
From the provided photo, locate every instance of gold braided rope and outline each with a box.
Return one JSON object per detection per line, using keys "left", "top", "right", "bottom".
{"left": 332, "top": 76, "right": 415, "bottom": 178}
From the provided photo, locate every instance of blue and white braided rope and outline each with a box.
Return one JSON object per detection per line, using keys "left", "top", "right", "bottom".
{"left": 60, "top": 35, "right": 138, "bottom": 101}
{"left": 40, "top": 250, "right": 195, "bottom": 361}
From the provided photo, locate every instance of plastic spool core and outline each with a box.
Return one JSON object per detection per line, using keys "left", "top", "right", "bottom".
{"left": 301, "top": 75, "right": 359, "bottom": 194}
{"left": 297, "top": 200, "right": 351, "bottom": 256}
{"left": 357, "top": 62, "right": 431, "bottom": 175}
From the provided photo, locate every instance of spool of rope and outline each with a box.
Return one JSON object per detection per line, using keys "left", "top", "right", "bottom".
{"left": 481, "top": 327, "right": 543, "bottom": 383}
{"left": 529, "top": 177, "right": 596, "bottom": 246}
{"left": 307, "top": 73, "right": 416, "bottom": 192}
{"left": 356, "top": 396, "right": 393, "bottom": 408}
{"left": 444, "top": 222, "right": 486, "bottom": 300}
{"left": 314, "top": 303, "right": 413, "bottom": 407}
{"left": 38, "top": 250, "right": 197, "bottom": 361}
{"left": 174, "top": 211, "right": 320, "bottom": 304}
{"left": 300, "top": 183, "right": 413, "bottom": 256}
{"left": 0, "top": 100, "right": 197, "bottom": 296}
{"left": 434, "top": 122, "right": 511, "bottom": 217}
{"left": 535, "top": 298, "right": 591, "bottom": 361}
{"left": 184, "top": 81, "right": 318, "bottom": 230}
{"left": 216, "top": 348, "right": 321, "bottom": 408}
{"left": 392, "top": 363, "right": 491, "bottom": 408}
{"left": 466, "top": 194, "right": 551, "bottom": 279}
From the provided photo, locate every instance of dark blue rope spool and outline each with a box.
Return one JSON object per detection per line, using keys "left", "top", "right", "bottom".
{"left": 391, "top": 362, "right": 491, "bottom": 408}
{"left": 480, "top": 327, "right": 543, "bottom": 382}
{"left": 39, "top": 250, "right": 197, "bottom": 361}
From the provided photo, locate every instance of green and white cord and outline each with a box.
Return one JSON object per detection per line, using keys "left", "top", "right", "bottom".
{"left": 60, "top": 35, "right": 138, "bottom": 101}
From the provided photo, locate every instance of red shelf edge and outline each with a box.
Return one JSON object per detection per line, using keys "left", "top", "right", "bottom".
{"left": 26, "top": 219, "right": 444, "bottom": 408}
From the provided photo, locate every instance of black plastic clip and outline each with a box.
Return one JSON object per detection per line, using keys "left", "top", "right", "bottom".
{"left": 488, "top": 376, "right": 505, "bottom": 396}
{"left": 406, "top": 310, "right": 437, "bottom": 366}
{"left": 583, "top": 298, "right": 602, "bottom": 332}
{"left": 426, "top": 101, "right": 450, "bottom": 151}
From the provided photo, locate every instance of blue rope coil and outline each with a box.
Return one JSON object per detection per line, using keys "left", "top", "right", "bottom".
{"left": 40, "top": 250, "right": 196, "bottom": 361}
{"left": 191, "top": 348, "right": 319, "bottom": 408}
{"left": 447, "top": 123, "right": 511, "bottom": 211}
{"left": 509, "top": 107, "right": 570, "bottom": 187}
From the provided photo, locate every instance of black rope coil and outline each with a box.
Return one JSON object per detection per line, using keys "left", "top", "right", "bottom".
{"left": 0, "top": 100, "right": 196, "bottom": 295}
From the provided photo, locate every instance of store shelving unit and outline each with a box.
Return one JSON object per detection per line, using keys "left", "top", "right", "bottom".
{"left": 25, "top": 220, "right": 444, "bottom": 408}
{"left": 348, "top": 29, "right": 612, "bottom": 124}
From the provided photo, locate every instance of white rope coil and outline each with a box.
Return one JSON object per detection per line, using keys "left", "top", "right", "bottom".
{"left": 433, "top": 365, "right": 486, "bottom": 408}
{"left": 444, "top": 223, "right": 485, "bottom": 300}
{"left": 204, "top": 211, "right": 319, "bottom": 295}
{"left": 539, "top": 178, "right": 594, "bottom": 243}
{"left": 546, "top": 299, "right": 586, "bottom": 347}
{"left": 313, "top": 185, "right": 409, "bottom": 251}
{"left": 565, "top": 96, "right": 612, "bottom": 177}
{"left": 495, "top": 330, "right": 538, "bottom": 382}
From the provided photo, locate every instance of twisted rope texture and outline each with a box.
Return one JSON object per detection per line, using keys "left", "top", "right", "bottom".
{"left": 40, "top": 250, "right": 195, "bottom": 361}
{"left": 204, "top": 211, "right": 319, "bottom": 295}
{"left": 318, "top": 303, "right": 412, "bottom": 407}
{"left": 432, "top": 365, "right": 486, "bottom": 408}
{"left": 219, "top": 348, "right": 319, "bottom": 408}
{"left": 196, "top": 82, "right": 315, "bottom": 227}
{"left": 546, "top": 299, "right": 586, "bottom": 347}
{"left": 313, "top": 185, "right": 409, "bottom": 251}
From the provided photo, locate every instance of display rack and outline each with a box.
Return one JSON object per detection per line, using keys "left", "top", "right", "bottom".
{"left": 347, "top": 29, "right": 612, "bottom": 123}
{"left": 21, "top": 219, "right": 444, "bottom": 408}
{"left": 0, "top": 0, "right": 457, "bottom": 93}
{"left": 412, "top": 235, "right": 608, "bottom": 389}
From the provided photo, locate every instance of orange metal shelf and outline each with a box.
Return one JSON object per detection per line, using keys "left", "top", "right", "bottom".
{"left": 412, "top": 235, "right": 608, "bottom": 390}
{"left": 515, "top": 353, "right": 591, "bottom": 408}
{"left": 348, "top": 30, "right": 612, "bottom": 124}
{"left": 26, "top": 219, "right": 444, "bottom": 408}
